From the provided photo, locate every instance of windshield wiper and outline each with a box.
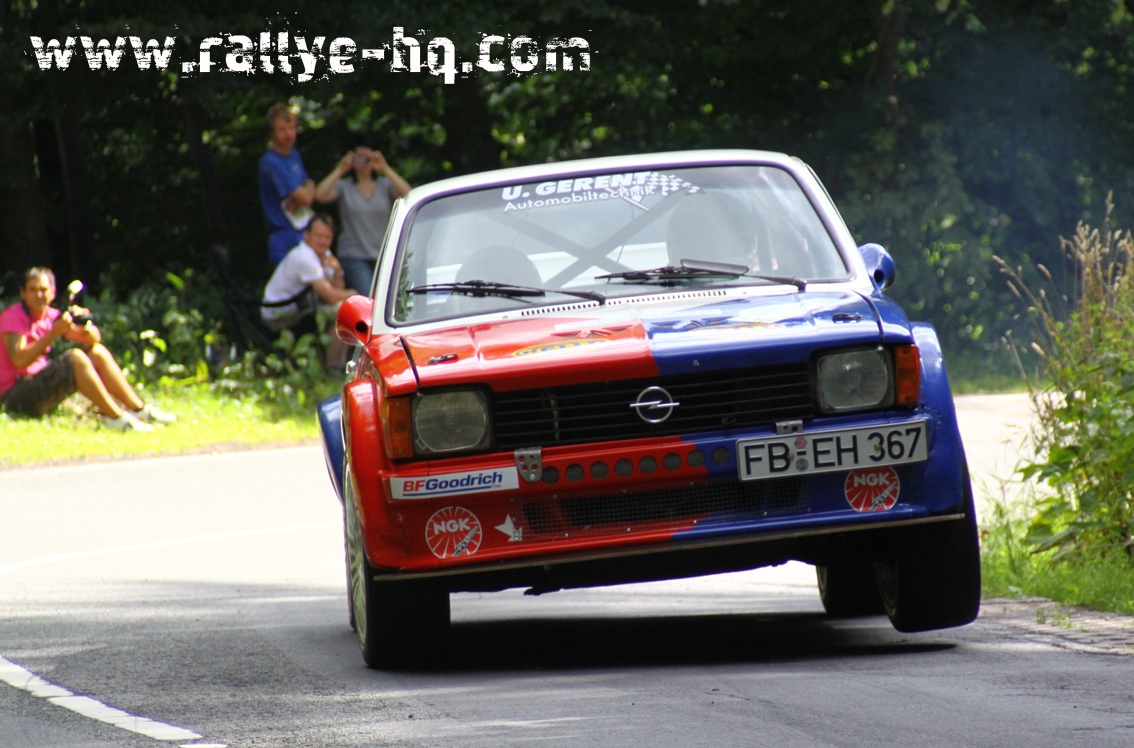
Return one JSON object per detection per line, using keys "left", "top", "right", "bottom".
{"left": 597, "top": 259, "right": 807, "bottom": 290}
{"left": 407, "top": 280, "right": 606, "bottom": 304}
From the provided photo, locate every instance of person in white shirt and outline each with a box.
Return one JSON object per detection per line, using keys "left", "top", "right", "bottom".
{"left": 261, "top": 214, "right": 358, "bottom": 368}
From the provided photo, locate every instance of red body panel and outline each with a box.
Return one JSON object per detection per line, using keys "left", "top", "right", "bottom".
{"left": 366, "top": 334, "right": 417, "bottom": 396}
{"left": 402, "top": 318, "right": 660, "bottom": 392}
{"left": 342, "top": 378, "right": 417, "bottom": 565}
{"left": 347, "top": 316, "right": 683, "bottom": 570}
{"left": 362, "top": 435, "right": 712, "bottom": 572}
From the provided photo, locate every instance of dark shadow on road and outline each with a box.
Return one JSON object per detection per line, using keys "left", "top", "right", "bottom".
{"left": 439, "top": 612, "right": 955, "bottom": 673}
{"left": 0, "top": 576, "right": 955, "bottom": 680}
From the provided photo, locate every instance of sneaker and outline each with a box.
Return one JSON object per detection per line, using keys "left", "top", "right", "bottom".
{"left": 132, "top": 403, "right": 177, "bottom": 424}
{"left": 102, "top": 412, "right": 155, "bottom": 433}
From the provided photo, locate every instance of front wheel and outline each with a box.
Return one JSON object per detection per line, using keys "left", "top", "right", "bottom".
{"left": 875, "top": 467, "right": 981, "bottom": 633}
{"left": 344, "top": 459, "right": 450, "bottom": 669}
{"left": 817, "top": 562, "right": 885, "bottom": 617}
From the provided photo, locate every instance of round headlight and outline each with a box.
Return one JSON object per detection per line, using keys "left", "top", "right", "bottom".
{"left": 412, "top": 391, "right": 490, "bottom": 454}
{"left": 817, "top": 349, "right": 893, "bottom": 413}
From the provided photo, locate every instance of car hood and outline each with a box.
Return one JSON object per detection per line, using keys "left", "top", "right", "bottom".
{"left": 400, "top": 290, "right": 895, "bottom": 391}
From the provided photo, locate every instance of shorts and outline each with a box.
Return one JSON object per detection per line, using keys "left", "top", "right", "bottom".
{"left": 261, "top": 296, "right": 341, "bottom": 335}
{"left": 262, "top": 305, "right": 315, "bottom": 333}
{"left": 0, "top": 350, "right": 78, "bottom": 417}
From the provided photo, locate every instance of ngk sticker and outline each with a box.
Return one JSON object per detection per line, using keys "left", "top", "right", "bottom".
{"left": 425, "top": 507, "right": 483, "bottom": 559}
{"left": 844, "top": 467, "right": 900, "bottom": 512}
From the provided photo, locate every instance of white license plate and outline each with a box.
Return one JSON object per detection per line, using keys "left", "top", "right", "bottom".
{"left": 737, "top": 421, "right": 928, "bottom": 481}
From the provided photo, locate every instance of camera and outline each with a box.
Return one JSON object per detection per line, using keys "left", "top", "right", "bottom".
{"left": 66, "top": 279, "right": 93, "bottom": 325}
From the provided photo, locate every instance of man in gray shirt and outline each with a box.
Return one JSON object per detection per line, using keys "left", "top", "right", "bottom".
{"left": 315, "top": 139, "right": 411, "bottom": 294}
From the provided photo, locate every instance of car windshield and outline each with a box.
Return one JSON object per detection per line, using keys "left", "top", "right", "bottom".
{"left": 389, "top": 164, "right": 847, "bottom": 324}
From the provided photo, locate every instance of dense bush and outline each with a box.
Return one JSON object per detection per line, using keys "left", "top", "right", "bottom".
{"left": 5, "top": 2, "right": 1134, "bottom": 378}
{"left": 64, "top": 269, "right": 339, "bottom": 415}
{"left": 999, "top": 198, "right": 1134, "bottom": 558}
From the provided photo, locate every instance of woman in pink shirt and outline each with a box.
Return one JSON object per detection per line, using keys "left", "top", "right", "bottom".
{"left": 0, "top": 267, "right": 174, "bottom": 431}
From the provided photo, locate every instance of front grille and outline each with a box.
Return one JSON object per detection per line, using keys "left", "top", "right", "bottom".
{"left": 516, "top": 477, "right": 807, "bottom": 540}
{"left": 493, "top": 363, "right": 814, "bottom": 450}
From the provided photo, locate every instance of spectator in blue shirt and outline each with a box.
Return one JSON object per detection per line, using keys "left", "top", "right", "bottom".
{"left": 259, "top": 103, "right": 316, "bottom": 267}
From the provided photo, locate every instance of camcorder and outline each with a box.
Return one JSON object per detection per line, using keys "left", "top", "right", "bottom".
{"left": 67, "top": 280, "right": 93, "bottom": 325}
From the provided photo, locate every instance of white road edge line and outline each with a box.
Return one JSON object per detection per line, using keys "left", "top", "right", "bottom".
{"left": 0, "top": 522, "right": 340, "bottom": 574}
{"left": 0, "top": 655, "right": 217, "bottom": 744}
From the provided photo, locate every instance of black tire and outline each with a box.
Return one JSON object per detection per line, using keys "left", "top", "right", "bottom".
{"left": 875, "top": 467, "right": 981, "bottom": 633}
{"left": 817, "top": 562, "right": 886, "bottom": 617}
{"left": 344, "top": 459, "right": 450, "bottom": 669}
{"left": 344, "top": 524, "right": 356, "bottom": 632}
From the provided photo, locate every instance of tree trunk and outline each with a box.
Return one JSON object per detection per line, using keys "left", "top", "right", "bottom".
{"left": 54, "top": 104, "right": 95, "bottom": 285}
{"left": 0, "top": 120, "right": 52, "bottom": 285}
{"left": 437, "top": 83, "right": 502, "bottom": 176}
{"left": 182, "top": 100, "right": 228, "bottom": 246}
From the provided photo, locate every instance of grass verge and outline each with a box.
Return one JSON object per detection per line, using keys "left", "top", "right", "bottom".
{"left": 981, "top": 503, "right": 1134, "bottom": 615}
{"left": 0, "top": 384, "right": 321, "bottom": 468}
{"left": 950, "top": 372, "right": 1031, "bottom": 395}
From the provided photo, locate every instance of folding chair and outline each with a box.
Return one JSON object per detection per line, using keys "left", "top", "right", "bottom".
{"left": 210, "top": 244, "right": 317, "bottom": 355}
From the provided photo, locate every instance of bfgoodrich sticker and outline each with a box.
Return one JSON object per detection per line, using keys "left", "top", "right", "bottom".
{"left": 391, "top": 468, "right": 519, "bottom": 499}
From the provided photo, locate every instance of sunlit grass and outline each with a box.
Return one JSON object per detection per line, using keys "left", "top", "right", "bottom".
{"left": 981, "top": 502, "right": 1134, "bottom": 615}
{"left": 950, "top": 372, "right": 1031, "bottom": 395}
{"left": 0, "top": 384, "right": 320, "bottom": 468}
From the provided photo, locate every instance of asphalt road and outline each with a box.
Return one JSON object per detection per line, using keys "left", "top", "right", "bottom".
{"left": 2, "top": 395, "right": 1133, "bottom": 748}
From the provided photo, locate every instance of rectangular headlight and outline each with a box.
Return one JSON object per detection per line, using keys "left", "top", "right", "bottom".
{"left": 816, "top": 348, "right": 894, "bottom": 413}
{"left": 412, "top": 390, "right": 491, "bottom": 456}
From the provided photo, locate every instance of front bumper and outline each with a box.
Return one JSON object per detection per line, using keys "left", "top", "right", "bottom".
{"left": 356, "top": 408, "right": 968, "bottom": 579}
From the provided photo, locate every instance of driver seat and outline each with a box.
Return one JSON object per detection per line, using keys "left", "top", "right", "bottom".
{"left": 665, "top": 192, "right": 754, "bottom": 268}
{"left": 455, "top": 246, "right": 543, "bottom": 287}
{"left": 440, "top": 246, "right": 543, "bottom": 316}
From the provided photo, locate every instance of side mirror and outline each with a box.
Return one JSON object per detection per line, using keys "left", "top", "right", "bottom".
{"left": 336, "top": 294, "right": 374, "bottom": 346}
{"left": 857, "top": 244, "right": 895, "bottom": 290}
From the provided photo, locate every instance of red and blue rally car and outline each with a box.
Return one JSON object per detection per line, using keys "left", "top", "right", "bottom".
{"left": 318, "top": 150, "right": 980, "bottom": 669}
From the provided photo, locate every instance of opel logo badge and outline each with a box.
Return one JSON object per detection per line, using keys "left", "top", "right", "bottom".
{"left": 631, "top": 386, "right": 680, "bottom": 424}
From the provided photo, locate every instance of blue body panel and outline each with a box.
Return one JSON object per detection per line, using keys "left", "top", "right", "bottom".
{"left": 644, "top": 291, "right": 896, "bottom": 376}
{"left": 317, "top": 395, "right": 345, "bottom": 504}
{"left": 870, "top": 295, "right": 916, "bottom": 343}
{"left": 663, "top": 320, "right": 966, "bottom": 541}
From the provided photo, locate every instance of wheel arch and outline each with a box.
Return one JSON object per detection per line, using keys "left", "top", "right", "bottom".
{"left": 911, "top": 322, "right": 971, "bottom": 514}
{"left": 342, "top": 377, "right": 413, "bottom": 568}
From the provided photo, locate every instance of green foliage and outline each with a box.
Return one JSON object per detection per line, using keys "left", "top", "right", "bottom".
{"left": 981, "top": 499, "right": 1134, "bottom": 615}
{"left": 40, "top": 269, "right": 341, "bottom": 415}
{"left": 211, "top": 321, "right": 341, "bottom": 414}
{"left": 980, "top": 493, "right": 1042, "bottom": 598}
{"left": 839, "top": 121, "right": 1019, "bottom": 375}
{"left": 84, "top": 268, "right": 221, "bottom": 390}
{"left": 4, "top": 1, "right": 1134, "bottom": 378}
{"left": 1000, "top": 200, "right": 1134, "bottom": 558}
